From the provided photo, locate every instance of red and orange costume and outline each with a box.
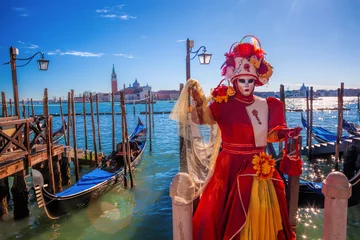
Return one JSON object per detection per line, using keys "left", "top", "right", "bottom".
{"left": 171, "top": 35, "right": 301, "bottom": 240}
{"left": 193, "top": 94, "right": 296, "bottom": 239}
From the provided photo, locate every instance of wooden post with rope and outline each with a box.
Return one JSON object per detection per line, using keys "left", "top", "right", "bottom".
{"left": 9, "top": 99, "right": 12, "bottom": 116}
{"left": 83, "top": 94, "right": 88, "bottom": 157}
{"left": 179, "top": 83, "right": 186, "bottom": 172}
{"left": 96, "top": 94, "right": 102, "bottom": 154}
{"left": 71, "top": 90, "right": 80, "bottom": 182}
{"left": 306, "top": 90, "right": 309, "bottom": 150}
{"left": 120, "top": 92, "right": 128, "bottom": 188}
{"left": 44, "top": 88, "right": 56, "bottom": 193}
{"left": 133, "top": 100, "right": 136, "bottom": 115}
{"left": 27, "top": 99, "right": 30, "bottom": 118}
{"left": 335, "top": 83, "right": 344, "bottom": 171}
{"left": 151, "top": 95, "right": 155, "bottom": 129}
{"left": 308, "top": 87, "right": 314, "bottom": 161}
{"left": 59, "top": 98, "right": 67, "bottom": 146}
{"left": 89, "top": 93, "right": 98, "bottom": 165}
{"left": 31, "top": 98, "right": 34, "bottom": 117}
{"left": 111, "top": 92, "right": 115, "bottom": 153}
{"left": 21, "top": 100, "right": 26, "bottom": 119}
{"left": 121, "top": 92, "right": 135, "bottom": 188}
{"left": 1, "top": 92, "right": 7, "bottom": 117}
{"left": 148, "top": 90, "right": 152, "bottom": 152}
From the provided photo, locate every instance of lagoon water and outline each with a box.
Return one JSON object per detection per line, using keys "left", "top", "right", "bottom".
{"left": 0, "top": 97, "right": 360, "bottom": 239}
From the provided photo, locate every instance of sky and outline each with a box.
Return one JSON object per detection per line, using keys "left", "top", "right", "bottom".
{"left": 0, "top": 0, "right": 360, "bottom": 100}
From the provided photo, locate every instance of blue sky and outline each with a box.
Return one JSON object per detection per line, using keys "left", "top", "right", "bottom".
{"left": 0, "top": 0, "right": 359, "bottom": 100}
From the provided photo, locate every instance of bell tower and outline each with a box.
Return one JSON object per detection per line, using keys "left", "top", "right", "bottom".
{"left": 111, "top": 64, "right": 118, "bottom": 93}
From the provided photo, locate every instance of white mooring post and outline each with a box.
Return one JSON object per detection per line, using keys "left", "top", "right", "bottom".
{"left": 322, "top": 171, "right": 352, "bottom": 240}
{"left": 170, "top": 172, "right": 195, "bottom": 240}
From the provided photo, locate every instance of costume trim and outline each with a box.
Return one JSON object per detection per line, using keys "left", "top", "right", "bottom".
{"left": 245, "top": 96, "right": 268, "bottom": 147}
{"left": 222, "top": 142, "right": 255, "bottom": 147}
{"left": 230, "top": 176, "right": 247, "bottom": 240}
{"left": 222, "top": 148, "right": 264, "bottom": 155}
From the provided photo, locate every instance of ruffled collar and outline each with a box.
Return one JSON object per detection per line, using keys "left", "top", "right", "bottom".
{"left": 234, "top": 93, "right": 254, "bottom": 105}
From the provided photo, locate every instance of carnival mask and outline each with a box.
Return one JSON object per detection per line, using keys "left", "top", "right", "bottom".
{"left": 235, "top": 76, "right": 255, "bottom": 97}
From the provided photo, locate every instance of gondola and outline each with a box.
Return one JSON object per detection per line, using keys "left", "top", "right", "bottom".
{"left": 284, "top": 168, "right": 360, "bottom": 208}
{"left": 343, "top": 119, "right": 360, "bottom": 137}
{"left": 301, "top": 113, "right": 351, "bottom": 143}
{"left": 32, "top": 117, "right": 147, "bottom": 219}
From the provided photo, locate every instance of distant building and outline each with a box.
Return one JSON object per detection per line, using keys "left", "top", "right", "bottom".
{"left": 153, "top": 90, "right": 180, "bottom": 100}
{"left": 111, "top": 64, "right": 118, "bottom": 93}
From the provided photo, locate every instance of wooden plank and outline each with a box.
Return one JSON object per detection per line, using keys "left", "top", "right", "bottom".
{"left": 0, "top": 118, "right": 33, "bottom": 126}
{"left": 0, "top": 160, "right": 24, "bottom": 179}
{"left": 0, "top": 150, "right": 27, "bottom": 163}
{"left": 0, "top": 116, "right": 18, "bottom": 122}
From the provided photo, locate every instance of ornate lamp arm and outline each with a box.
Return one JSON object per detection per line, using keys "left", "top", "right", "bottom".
{"left": 190, "top": 46, "right": 207, "bottom": 60}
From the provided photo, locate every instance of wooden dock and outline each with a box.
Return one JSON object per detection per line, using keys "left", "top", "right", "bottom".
{"left": 0, "top": 117, "right": 64, "bottom": 179}
{"left": 301, "top": 137, "right": 360, "bottom": 156}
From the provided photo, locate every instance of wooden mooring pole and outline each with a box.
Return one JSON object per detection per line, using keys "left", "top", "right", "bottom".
{"left": 133, "top": 101, "right": 136, "bottom": 115}
{"left": 120, "top": 93, "right": 128, "bottom": 188}
{"left": 179, "top": 83, "right": 186, "bottom": 172}
{"left": 21, "top": 99, "right": 26, "bottom": 119}
{"left": 306, "top": 90, "right": 310, "bottom": 149}
{"left": 358, "top": 93, "right": 360, "bottom": 111}
{"left": 44, "top": 88, "right": 56, "bottom": 194}
{"left": 335, "top": 83, "right": 344, "bottom": 171}
{"left": 61, "top": 92, "right": 72, "bottom": 186}
{"left": 279, "top": 85, "right": 285, "bottom": 153}
{"left": 83, "top": 94, "right": 88, "bottom": 155}
{"left": 151, "top": 95, "right": 155, "bottom": 129}
{"left": 148, "top": 90, "right": 152, "bottom": 152}
{"left": 121, "top": 92, "right": 134, "bottom": 188}
{"left": 1, "top": 92, "right": 8, "bottom": 117}
{"left": 71, "top": 90, "right": 80, "bottom": 181}
{"left": 89, "top": 93, "right": 98, "bottom": 165}
{"left": 96, "top": 94, "right": 102, "bottom": 153}
{"left": 11, "top": 170, "right": 29, "bottom": 220}
{"left": 27, "top": 99, "right": 30, "bottom": 118}
{"left": 9, "top": 99, "right": 12, "bottom": 116}
{"left": 308, "top": 87, "right": 314, "bottom": 160}
{"left": 59, "top": 98, "right": 67, "bottom": 146}
{"left": 31, "top": 98, "right": 34, "bottom": 117}
{"left": 111, "top": 92, "right": 115, "bottom": 152}
{"left": 0, "top": 178, "right": 9, "bottom": 219}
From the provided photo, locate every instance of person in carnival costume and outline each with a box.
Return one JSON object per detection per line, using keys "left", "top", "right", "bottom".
{"left": 170, "top": 35, "right": 301, "bottom": 240}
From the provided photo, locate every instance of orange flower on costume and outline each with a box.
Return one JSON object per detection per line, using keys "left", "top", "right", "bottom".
{"left": 252, "top": 152, "right": 276, "bottom": 180}
{"left": 211, "top": 84, "right": 235, "bottom": 103}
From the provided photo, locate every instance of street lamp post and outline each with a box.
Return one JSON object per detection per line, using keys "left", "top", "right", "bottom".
{"left": 185, "top": 38, "right": 212, "bottom": 82}
{"left": 180, "top": 39, "right": 212, "bottom": 172}
{"left": 4, "top": 46, "right": 50, "bottom": 118}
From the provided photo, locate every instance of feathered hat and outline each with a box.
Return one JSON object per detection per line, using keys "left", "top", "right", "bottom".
{"left": 220, "top": 35, "right": 273, "bottom": 86}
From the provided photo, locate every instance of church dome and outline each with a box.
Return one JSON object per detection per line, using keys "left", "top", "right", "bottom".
{"left": 133, "top": 79, "right": 140, "bottom": 88}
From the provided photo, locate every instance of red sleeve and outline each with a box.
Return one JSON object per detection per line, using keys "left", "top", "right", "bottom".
{"left": 209, "top": 101, "right": 221, "bottom": 122}
{"left": 267, "top": 97, "right": 287, "bottom": 131}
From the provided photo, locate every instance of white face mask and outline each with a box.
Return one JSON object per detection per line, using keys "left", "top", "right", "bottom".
{"left": 235, "top": 76, "right": 255, "bottom": 96}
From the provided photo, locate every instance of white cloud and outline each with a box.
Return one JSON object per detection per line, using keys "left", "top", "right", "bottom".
{"left": 18, "top": 41, "right": 39, "bottom": 49}
{"left": 113, "top": 53, "right": 135, "bottom": 59}
{"left": 141, "top": 35, "right": 147, "bottom": 39}
{"left": 48, "top": 49, "right": 104, "bottom": 57}
{"left": 176, "top": 39, "right": 186, "bottom": 43}
{"left": 13, "top": 7, "right": 29, "bottom": 17}
{"left": 96, "top": 5, "right": 136, "bottom": 20}
{"left": 120, "top": 15, "right": 136, "bottom": 20}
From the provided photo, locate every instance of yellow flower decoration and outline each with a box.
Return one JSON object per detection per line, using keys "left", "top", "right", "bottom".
{"left": 227, "top": 86, "right": 235, "bottom": 96}
{"left": 252, "top": 152, "right": 276, "bottom": 181}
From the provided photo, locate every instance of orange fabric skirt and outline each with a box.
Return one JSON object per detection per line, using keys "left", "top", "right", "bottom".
{"left": 192, "top": 150, "right": 295, "bottom": 240}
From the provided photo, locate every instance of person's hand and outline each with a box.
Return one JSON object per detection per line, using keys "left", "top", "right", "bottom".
{"left": 190, "top": 87, "right": 203, "bottom": 107}
{"left": 278, "top": 127, "right": 302, "bottom": 139}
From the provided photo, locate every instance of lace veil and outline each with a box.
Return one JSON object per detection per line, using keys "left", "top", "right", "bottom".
{"left": 169, "top": 78, "right": 221, "bottom": 200}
